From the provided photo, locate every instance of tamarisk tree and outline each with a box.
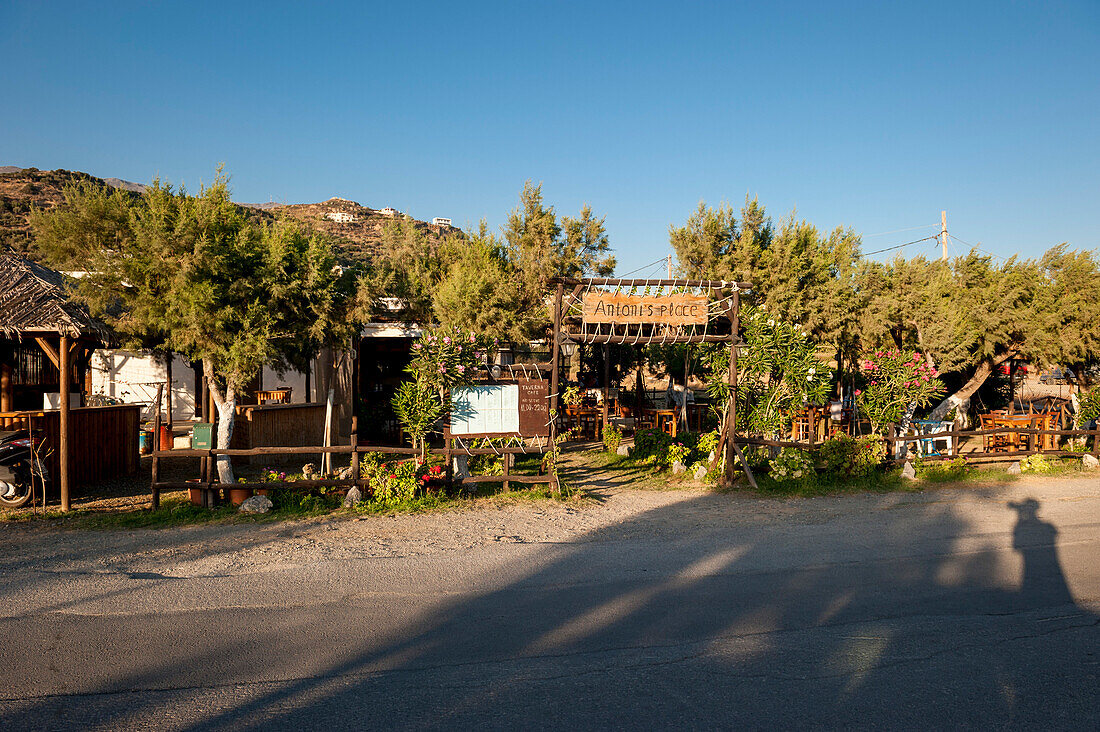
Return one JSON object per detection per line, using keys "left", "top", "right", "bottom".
{"left": 34, "top": 171, "right": 355, "bottom": 483}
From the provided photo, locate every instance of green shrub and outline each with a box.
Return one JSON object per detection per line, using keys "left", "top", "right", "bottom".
{"left": 769, "top": 447, "right": 814, "bottom": 482}
{"left": 602, "top": 422, "right": 623, "bottom": 453}
{"left": 814, "top": 434, "right": 885, "bottom": 477}
{"left": 914, "top": 456, "right": 973, "bottom": 482}
{"left": 359, "top": 453, "right": 437, "bottom": 507}
{"left": 633, "top": 428, "right": 674, "bottom": 463}
{"left": 1020, "top": 454, "right": 1054, "bottom": 474}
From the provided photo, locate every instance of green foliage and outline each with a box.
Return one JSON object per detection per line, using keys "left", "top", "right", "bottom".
{"left": 629, "top": 429, "right": 709, "bottom": 471}
{"left": 668, "top": 441, "right": 693, "bottom": 467}
{"left": 913, "top": 456, "right": 973, "bottom": 482}
{"left": 562, "top": 385, "right": 582, "bottom": 406}
{"left": 432, "top": 225, "right": 533, "bottom": 343}
{"left": 358, "top": 454, "right": 440, "bottom": 508}
{"left": 406, "top": 326, "right": 491, "bottom": 397}
{"left": 857, "top": 349, "right": 946, "bottom": 434}
{"left": 1077, "top": 387, "right": 1100, "bottom": 425}
{"left": 467, "top": 438, "right": 506, "bottom": 476}
{"left": 632, "top": 428, "right": 675, "bottom": 465}
{"left": 602, "top": 422, "right": 623, "bottom": 453}
{"left": 32, "top": 169, "right": 354, "bottom": 392}
{"left": 392, "top": 380, "right": 444, "bottom": 452}
{"left": 814, "top": 434, "right": 884, "bottom": 478}
{"left": 1020, "top": 454, "right": 1054, "bottom": 474}
{"left": 769, "top": 448, "right": 814, "bottom": 483}
{"left": 505, "top": 181, "right": 615, "bottom": 297}
{"left": 670, "top": 198, "right": 861, "bottom": 350}
{"left": 704, "top": 305, "right": 832, "bottom": 436}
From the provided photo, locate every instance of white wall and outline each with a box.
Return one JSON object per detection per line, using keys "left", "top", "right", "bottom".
{"left": 91, "top": 350, "right": 315, "bottom": 421}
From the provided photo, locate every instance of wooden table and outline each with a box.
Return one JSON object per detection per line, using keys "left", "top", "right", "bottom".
{"left": 566, "top": 406, "right": 601, "bottom": 440}
{"left": 643, "top": 409, "right": 678, "bottom": 438}
{"left": 992, "top": 414, "right": 1039, "bottom": 452}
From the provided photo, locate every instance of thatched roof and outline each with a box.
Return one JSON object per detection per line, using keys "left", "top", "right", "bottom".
{"left": 0, "top": 254, "right": 109, "bottom": 340}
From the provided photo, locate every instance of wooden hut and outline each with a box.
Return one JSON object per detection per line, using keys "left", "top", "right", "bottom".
{"left": 0, "top": 254, "right": 140, "bottom": 509}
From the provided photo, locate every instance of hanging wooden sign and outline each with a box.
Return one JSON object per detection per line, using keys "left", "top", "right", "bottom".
{"left": 582, "top": 292, "right": 709, "bottom": 325}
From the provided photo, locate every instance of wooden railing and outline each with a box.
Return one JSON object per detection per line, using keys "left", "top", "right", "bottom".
{"left": 733, "top": 424, "right": 1100, "bottom": 463}
{"left": 150, "top": 417, "right": 555, "bottom": 509}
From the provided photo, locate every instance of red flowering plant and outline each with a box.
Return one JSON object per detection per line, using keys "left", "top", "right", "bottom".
{"left": 857, "top": 349, "right": 945, "bottom": 435}
{"left": 360, "top": 454, "right": 438, "bottom": 507}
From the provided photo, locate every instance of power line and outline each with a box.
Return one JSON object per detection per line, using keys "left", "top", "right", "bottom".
{"left": 615, "top": 256, "right": 669, "bottom": 278}
{"left": 861, "top": 235, "right": 940, "bottom": 258}
{"left": 949, "top": 233, "right": 1006, "bottom": 260}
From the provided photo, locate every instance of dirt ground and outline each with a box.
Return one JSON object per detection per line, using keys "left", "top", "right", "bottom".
{"left": 1, "top": 444, "right": 1096, "bottom": 584}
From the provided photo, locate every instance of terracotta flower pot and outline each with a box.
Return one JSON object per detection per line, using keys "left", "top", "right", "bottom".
{"left": 227, "top": 487, "right": 253, "bottom": 505}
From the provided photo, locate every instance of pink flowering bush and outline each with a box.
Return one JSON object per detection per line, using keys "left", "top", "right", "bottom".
{"left": 857, "top": 349, "right": 945, "bottom": 434}
{"left": 406, "top": 326, "right": 492, "bottom": 396}
{"left": 395, "top": 327, "right": 494, "bottom": 451}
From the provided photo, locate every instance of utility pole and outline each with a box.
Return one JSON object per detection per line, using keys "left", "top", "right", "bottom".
{"left": 667, "top": 254, "right": 673, "bottom": 279}
{"left": 941, "top": 210, "right": 949, "bottom": 262}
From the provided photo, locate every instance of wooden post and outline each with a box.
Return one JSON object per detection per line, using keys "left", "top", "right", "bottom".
{"left": 304, "top": 360, "right": 311, "bottom": 403}
{"left": 681, "top": 344, "right": 690, "bottom": 430}
{"left": 59, "top": 334, "right": 72, "bottom": 512}
{"left": 723, "top": 292, "right": 740, "bottom": 487}
{"left": 350, "top": 416, "right": 360, "bottom": 486}
{"left": 503, "top": 452, "right": 511, "bottom": 493}
{"left": 151, "top": 385, "right": 163, "bottom": 511}
{"left": 941, "top": 210, "right": 949, "bottom": 262}
{"left": 549, "top": 282, "right": 564, "bottom": 496}
{"left": 602, "top": 343, "right": 610, "bottom": 438}
{"left": 165, "top": 352, "right": 174, "bottom": 435}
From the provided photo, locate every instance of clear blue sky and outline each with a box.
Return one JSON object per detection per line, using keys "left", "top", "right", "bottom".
{"left": 2, "top": 0, "right": 1097, "bottom": 273}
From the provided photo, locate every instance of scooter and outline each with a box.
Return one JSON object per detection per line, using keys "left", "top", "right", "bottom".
{"left": 0, "top": 431, "right": 47, "bottom": 508}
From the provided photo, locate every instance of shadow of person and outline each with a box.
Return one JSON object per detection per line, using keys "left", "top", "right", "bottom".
{"left": 1009, "top": 497, "right": 1075, "bottom": 608}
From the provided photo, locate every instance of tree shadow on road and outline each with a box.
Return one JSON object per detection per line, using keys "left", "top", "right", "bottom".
{"left": 2, "top": 490, "right": 1097, "bottom": 730}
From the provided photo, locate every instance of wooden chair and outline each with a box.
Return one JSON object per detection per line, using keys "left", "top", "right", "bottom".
{"left": 980, "top": 414, "right": 1009, "bottom": 452}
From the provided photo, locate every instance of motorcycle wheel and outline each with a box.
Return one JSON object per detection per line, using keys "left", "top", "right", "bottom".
{"left": 0, "top": 461, "right": 35, "bottom": 509}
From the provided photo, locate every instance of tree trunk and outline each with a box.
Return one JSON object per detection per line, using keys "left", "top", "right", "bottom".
{"left": 204, "top": 359, "right": 237, "bottom": 485}
{"left": 927, "top": 352, "right": 1014, "bottom": 426}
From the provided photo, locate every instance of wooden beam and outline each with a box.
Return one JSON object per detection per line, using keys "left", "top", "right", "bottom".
{"left": 35, "top": 337, "right": 61, "bottom": 370}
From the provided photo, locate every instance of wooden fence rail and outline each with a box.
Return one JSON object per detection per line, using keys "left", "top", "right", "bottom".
{"left": 735, "top": 424, "right": 1100, "bottom": 465}
{"left": 150, "top": 435, "right": 555, "bottom": 509}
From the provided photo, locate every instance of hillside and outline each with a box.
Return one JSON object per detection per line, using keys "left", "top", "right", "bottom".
{"left": 0, "top": 168, "right": 148, "bottom": 254}
{"left": 252, "top": 197, "right": 459, "bottom": 262}
{"left": 0, "top": 167, "right": 459, "bottom": 263}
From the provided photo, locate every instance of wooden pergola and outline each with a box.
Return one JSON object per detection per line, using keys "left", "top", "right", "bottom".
{"left": 0, "top": 254, "right": 110, "bottom": 511}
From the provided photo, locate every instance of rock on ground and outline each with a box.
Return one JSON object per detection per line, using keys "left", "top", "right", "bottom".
{"left": 238, "top": 495, "right": 273, "bottom": 514}
{"left": 901, "top": 462, "right": 917, "bottom": 480}
{"left": 616, "top": 445, "right": 631, "bottom": 457}
{"left": 1083, "top": 454, "right": 1099, "bottom": 470}
{"left": 1007, "top": 461, "right": 1022, "bottom": 475}
{"left": 672, "top": 461, "right": 687, "bottom": 475}
{"left": 693, "top": 465, "right": 708, "bottom": 482}
{"left": 343, "top": 486, "right": 362, "bottom": 507}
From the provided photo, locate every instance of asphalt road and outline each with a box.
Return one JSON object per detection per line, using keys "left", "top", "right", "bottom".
{"left": 1, "top": 478, "right": 1098, "bottom": 730}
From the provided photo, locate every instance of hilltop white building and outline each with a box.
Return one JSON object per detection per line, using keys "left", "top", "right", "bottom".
{"left": 325, "top": 211, "right": 358, "bottom": 223}
{"left": 431, "top": 217, "right": 452, "bottom": 227}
